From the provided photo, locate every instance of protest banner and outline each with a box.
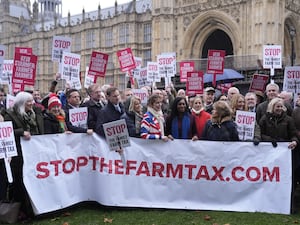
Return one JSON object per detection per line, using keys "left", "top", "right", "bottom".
{"left": 263, "top": 45, "right": 282, "bottom": 82}
{"left": 15, "top": 47, "right": 32, "bottom": 55}
{"left": 12, "top": 52, "right": 37, "bottom": 88}
{"left": 186, "top": 71, "right": 204, "bottom": 96}
{"left": 117, "top": 48, "right": 136, "bottom": 72}
{"left": 22, "top": 134, "right": 292, "bottom": 215}
{"left": 249, "top": 74, "right": 269, "bottom": 92}
{"left": 69, "top": 107, "right": 88, "bottom": 129}
{"left": 52, "top": 36, "right": 72, "bottom": 62}
{"left": 283, "top": 66, "right": 300, "bottom": 93}
{"left": 235, "top": 110, "right": 256, "bottom": 140}
{"left": 157, "top": 52, "right": 176, "bottom": 78}
{"left": 0, "top": 121, "right": 17, "bottom": 183}
{"left": 135, "top": 67, "right": 152, "bottom": 88}
{"left": 206, "top": 50, "right": 225, "bottom": 86}
{"left": 147, "top": 62, "right": 160, "bottom": 83}
{"left": 132, "top": 88, "right": 148, "bottom": 105}
{"left": 103, "top": 119, "right": 130, "bottom": 151}
{"left": 60, "top": 52, "right": 81, "bottom": 82}
{"left": 1, "top": 60, "right": 13, "bottom": 85}
{"left": 88, "top": 51, "right": 108, "bottom": 78}
{"left": 84, "top": 66, "right": 94, "bottom": 89}
{"left": 0, "top": 45, "right": 5, "bottom": 79}
{"left": 179, "top": 61, "right": 194, "bottom": 82}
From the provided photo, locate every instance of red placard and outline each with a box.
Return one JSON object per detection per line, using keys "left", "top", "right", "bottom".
{"left": 186, "top": 71, "right": 204, "bottom": 96}
{"left": 12, "top": 52, "right": 37, "bottom": 87}
{"left": 88, "top": 51, "right": 109, "bottom": 77}
{"left": 249, "top": 74, "right": 269, "bottom": 92}
{"left": 117, "top": 48, "right": 136, "bottom": 72}
{"left": 15, "top": 47, "right": 33, "bottom": 55}
{"left": 179, "top": 61, "right": 195, "bottom": 82}
{"left": 207, "top": 50, "right": 225, "bottom": 74}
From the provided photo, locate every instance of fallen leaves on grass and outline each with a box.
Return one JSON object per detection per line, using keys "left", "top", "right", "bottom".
{"left": 62, "top": 222, "right": 69, "bottom": 225}
{"left": 104, "top": 217, "right": 113, "bottom": 223}
{"left": 204, "top": 215, "right": 211, "bottom": 220}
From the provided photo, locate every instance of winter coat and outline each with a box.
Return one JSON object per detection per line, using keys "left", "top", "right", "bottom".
{"left": 43, "top": 112, "right": 64, "bottom": 134}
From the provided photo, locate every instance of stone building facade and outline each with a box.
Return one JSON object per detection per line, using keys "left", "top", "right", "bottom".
{"left": 0, "top": 0, "right": 299, "bottom": 93}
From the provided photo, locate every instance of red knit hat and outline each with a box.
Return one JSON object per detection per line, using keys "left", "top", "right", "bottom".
{"left": 48, "top": 94, "right": 61, "bottom": 109}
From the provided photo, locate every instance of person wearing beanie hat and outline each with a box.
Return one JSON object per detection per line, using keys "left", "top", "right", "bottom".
{"left": 43, "top": 94, "right": 68, "bottom": 134}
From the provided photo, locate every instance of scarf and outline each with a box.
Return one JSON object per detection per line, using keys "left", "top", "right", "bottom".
{"left": 56, "top": 114, "right": 67, "bottom": 133}
{"left": 23, "top": 111, "right": 39, "bottom": 135}
{"left": 171, "top": 113, "right": 190, "bottom": 139}
{"left": 191, "top": 107, "right": 204, "bottom": 115}
{"left": 147, "top": 107, "right": 165, "bottom": 136}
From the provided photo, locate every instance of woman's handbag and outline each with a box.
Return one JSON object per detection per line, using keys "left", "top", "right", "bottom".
{"left": 0, "top": 201, "right": 21, "bottom": 224}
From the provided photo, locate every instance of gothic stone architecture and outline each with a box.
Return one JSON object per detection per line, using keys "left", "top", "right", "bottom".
{"left": 0, "top": 0, "right": 299, "bottom": 93}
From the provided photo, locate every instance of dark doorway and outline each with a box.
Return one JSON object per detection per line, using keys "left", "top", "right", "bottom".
{"left": 202, "top": 29, "right": 233, "bottom": 58}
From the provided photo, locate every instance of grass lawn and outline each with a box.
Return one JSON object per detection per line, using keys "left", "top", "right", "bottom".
{"left": 8, "top": 202, "right": 300, "bottom": 225}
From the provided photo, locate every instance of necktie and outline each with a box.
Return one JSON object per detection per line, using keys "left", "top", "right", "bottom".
{"left": 115, "top": 105, "right": 121, "bottom": 113}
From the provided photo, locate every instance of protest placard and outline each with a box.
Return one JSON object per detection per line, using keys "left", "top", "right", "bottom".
{"left": 147, "top": 61, "right": 160, "bottom": 82}
{"left": 263, "top": 45, "right": 282, "bottom": 69}
{"left": 186, "top": 71, "right": 204, "bottom": 96}
{"left": 84, "top": 67, "right": 94, "bottom": 89}
{"left": 60, "top": 52, "right": 81, "bottom": 82}
{"left": 283, "top": 66, "right": 300, "bottom": 93}
{"left": 52, "top": 36, "right": 72, "bottom": 62}
{"left": 103, "top": 119, "right": 130, "bottom": 151}
{"left": 69, "top": 107, "right": 88, "bottom": 129}
{"left": 1, "top": 60, "right": 13, "bottom": 85}
{"left": 180, "top": 61, "right": 194, "bottom": 82}
{"left": 117, "top": 48, "right": 136, "bottom": 72}
{"left": 207, "top": 50, "right": 225, "bottom": 74}
{"left": 249, "top": 74, "right": 269, "bottom": 92}
{"left": 132, "top": 88, "right": 148, "bottom": 105}
{"left": 235, "top": 110, "right": 256, "bottom": 140}
{"left": 88, "top": 51, "right": 108, "bottom": 77}
{"left": 157, "top": 52, "right": 176, "bottom": 78}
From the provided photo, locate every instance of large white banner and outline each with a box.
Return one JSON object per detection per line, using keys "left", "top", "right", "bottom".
{"left": 22, "top": 135, "right": 292, "bottom": 215}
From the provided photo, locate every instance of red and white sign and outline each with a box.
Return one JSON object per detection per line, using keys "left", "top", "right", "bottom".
{"left": 207, "top": 50, "right": 225, "bottom": 74}
{"left": 15, "top": 47, "right": 32, "bottom": 55}
{"left": 147, "top": 62, "right": 160, "bottom": 82}
{"left": 180, "top": 61, "right": 195, "bottom": 82}
{"left": 60, "top": 52, "right": 81, "bottom": 82}
{"left": 103, "top": 119, "right": 130, "bottom": 151}
{"left": 249, "top": 74, "right": 269, "bottom": 92}
{"left": 157, "top": 52, "right": 176, "bottom": 77}
{"left": 132, "top": 89, "right": 148, "bottom": 105}
{"left": 12, "top": 51, "right": 37, "bottom": 87}
{"left": 52, "top": 36, "right": 72, "bottom": 62}
{"left": 0, "top": 121, "right": 17, "bottom": 159}
{"left": 217, "top": 83, "right": 232, "bottom": 94}
{"left": 22, "top": 135, "right": 292, "bottom": 215}
{"left": 117, "top": 48, "right": 136, "bottom": 72}
{"left": 235, "top": 110, "right": 256, "bottom": 140}
{"left": 186, "top": 71, "right": 204, "bottom": 96}
{"left": 283, "top": 66, "right": 300, "bottom": 93}
{"left": 134, "top": 57, "right": 143, "bottom": 69}
{"left": 69, "top": 107, "right": 88, "bottom": 129}
{"left": 263, "top": 45, "right": 282, "bottom": 69}
{"left": 88, "top": 51, "right": 108, "bottom": 77}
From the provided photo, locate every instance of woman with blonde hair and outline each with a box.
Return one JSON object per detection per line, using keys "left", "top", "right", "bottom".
{"left": 201, "top": 100, "right": 239, "bottom": 141}
{"left": 121, "top": 95, "right": 143, "bottom": 137}
{"left": 230, "top": 93, "right": 247, "bottom": 119}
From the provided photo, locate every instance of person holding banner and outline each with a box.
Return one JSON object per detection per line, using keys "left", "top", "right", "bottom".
{"left": 165, "top": 97, "right": 198, "bottom": 140}
{"left": 191, "top": 96, "right": 211, "bottom": 138}
{"left": 259, "top": 97, "right": 298, "bottom": 148}
{"left": 140, "top": 94, "right": 169, "bottom": 141}
{"left": 96, "top": 87, "right": 124, "bottom": 137}
{"left": 201, "top": 100, "right": 239, "bottom": 141}
{"left": 3, "top": 91, "right": 44, "bottom": 220}
{"left": 63, "top": 89, "right": 93, "bottom": 134}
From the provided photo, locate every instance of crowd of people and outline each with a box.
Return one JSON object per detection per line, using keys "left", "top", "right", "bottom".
{"left": 0, "top": 80, "right": 300, "bottom": 220}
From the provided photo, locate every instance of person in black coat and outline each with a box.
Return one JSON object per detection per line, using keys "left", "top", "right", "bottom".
{"left": 121, "top": 96, "right": 143, "bottom": 137}
{"left": 44, "top": 94, "right": 68, "bottom": 134}
{"left": 81, "top": 84, "right": 104, "bottom": 130}
{"left": 95, "top": 87, "right": 124, "bottom": 137}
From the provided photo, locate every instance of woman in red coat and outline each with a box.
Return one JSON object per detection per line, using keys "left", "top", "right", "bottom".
{"left": 191, "top": 96, "right": 211, "bottom": 138}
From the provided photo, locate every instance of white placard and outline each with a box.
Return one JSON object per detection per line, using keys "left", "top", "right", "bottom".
{"left": 283, "top": 66, "right": 300, "bottom": 93}
{"left": 69, "top": 107, "right": 88, "bottom": 129}
{"left": 52, "top": 36, "right": 72, "bottom": 62}
{"left": 131, "top": 89, "right": 148, "bottom": 105}
{"left": 235, "top": 110, "right": 256, "bottom": 140}
{"left": 103, "top": 119, "right": 130, "bottom": 151}
{"left": 157, "top": 52, "right": 176, "bottom": 78}
{"left": 60, "top": 52, "right": 81, "bottom": 82}
{"left": 263, "top": 45, "right": 282, "bottom": 69}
